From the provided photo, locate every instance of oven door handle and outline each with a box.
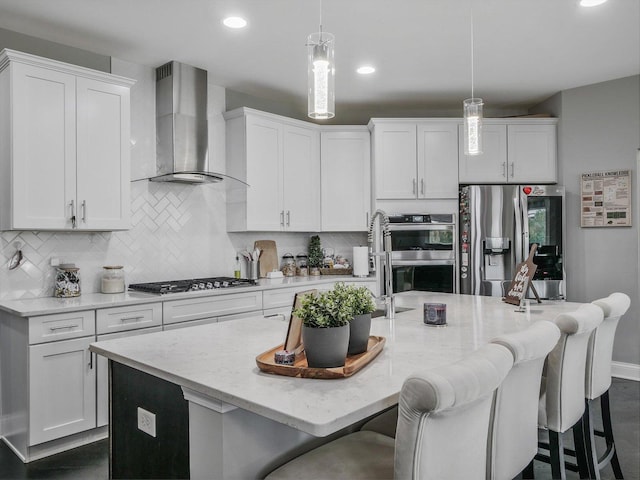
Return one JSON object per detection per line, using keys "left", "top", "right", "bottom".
{"left": 391, "top": 259, "right": 455, "bottom": 267}
{"left": 388, "top": 224, "right": 454, "bottom": 231}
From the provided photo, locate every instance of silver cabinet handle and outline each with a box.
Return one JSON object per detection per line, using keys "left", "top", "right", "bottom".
{"left": 420, "top": 178, "right": 425, "bottom": 195}
{"left": 412, "top": 179, "right": 417, "bottom": 194}
{"left": 81, "top": 200, "right": 87, "bottom": 223}
{"left": 280, "top": 211, "right": 284, "bottom": 227}
{"left": 121, "top": 316, "right": 144, "bottom": 323}
{"left": 88, "top": 350, "right": 93, "bottom": 369}
{"left": 286, "top": 211, "right": 291, "bottom": 227}
{"left": 69, "top": 200, "right": 76, "bottom": 228}
{"left": 509, "top": 162, "right": 515, "bottom": 178}
{"left": 502, "top": 162, "right": 507, "bottom": 178}
{"left": 49, "top": 324, "right": 79, "bottom": 331}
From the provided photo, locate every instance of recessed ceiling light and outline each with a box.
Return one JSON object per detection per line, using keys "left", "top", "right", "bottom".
{"left": 357, "top": 66, "right": 376, "bottom": 75}
{"left": 579, "top": 0, "right": 607, "bottom": 7}
{"left": 223, "top": 16, "right": 247, "bottom": 28}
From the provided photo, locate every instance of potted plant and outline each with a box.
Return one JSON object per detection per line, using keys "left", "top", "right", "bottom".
{"left": 307, "top": 235, "right": 323, "bottom": 276}
{"left": 333, "top": 282, "right": 376, "bottom": 355}
{"left": 294, "top": 289, "right": 352, "bottom": 368}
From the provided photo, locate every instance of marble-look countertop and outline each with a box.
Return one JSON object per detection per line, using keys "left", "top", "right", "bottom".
{"left": 90, "top": 291, "right": 583, "bottom": 437}
{"left": 0, "top": 275, "right": 374, "bottom": 317}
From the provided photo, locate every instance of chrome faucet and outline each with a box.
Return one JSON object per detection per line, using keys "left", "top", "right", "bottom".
{"left": 368, "top": 209, "right": 395, "bottom": 319}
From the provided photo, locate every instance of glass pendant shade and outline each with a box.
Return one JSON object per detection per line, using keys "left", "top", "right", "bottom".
{"left": 463, "top": 97, "right": 483, "bottom": 156}
{"left": 307, "top": 32, "right": 335, "bottom": 119}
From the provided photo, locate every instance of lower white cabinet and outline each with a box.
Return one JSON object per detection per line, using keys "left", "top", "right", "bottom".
{"left": 29, "top": 337, "right": 96, "bottom": 445}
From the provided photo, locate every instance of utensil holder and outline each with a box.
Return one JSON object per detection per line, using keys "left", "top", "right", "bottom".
{"left": 248, "top": 260, "right": 260, "bottom": 280}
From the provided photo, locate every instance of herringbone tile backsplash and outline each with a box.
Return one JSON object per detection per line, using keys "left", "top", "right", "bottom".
{"left": 0, "top": 181, "right": 365, "bottom": 301}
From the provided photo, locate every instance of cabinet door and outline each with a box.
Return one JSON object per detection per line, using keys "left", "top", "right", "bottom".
{"left": 417, "top": 123, "right": 459, "bottom": 198}
{"left": 11, "top": 63, "right": 76, "bottom": 230}
{"left": 507, "top": 124, "right": 557, "bottom": 183}
{"left": 29, "top": 337, "right": 96, "bottom": 445}
{"left": 321, "top": 131, "right": 371, "bottom": 231}
{"left": 76, "top": 78, "right": 131, "bottom": 230}
{"left": 373, "top": 123, "right": 417, "bottom": 199}
{"left": 245, "top": 115, "right": 283, "bottom": 230}
{"left": 283, "top": 124, "right": 320, "bottom": 231}
{"left": 458, "top": 124, "right": 508, "bottom": 184}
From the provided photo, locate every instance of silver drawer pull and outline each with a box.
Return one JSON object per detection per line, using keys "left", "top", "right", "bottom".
{"left": 121, "top": 316, "right": 145, "bottom": 323}
{"left": 49, "top": 324, "right": 79, "bottom": 331}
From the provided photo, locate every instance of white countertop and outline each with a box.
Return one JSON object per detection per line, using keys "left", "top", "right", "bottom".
{"left": 90, "top": 291, "right": 583, "bottom": 437}
{"left": 0, "top": 275, "right": 374, "bottom": 317}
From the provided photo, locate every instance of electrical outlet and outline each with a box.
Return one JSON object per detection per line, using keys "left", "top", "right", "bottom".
{"left": 137, "top": 407, "right": 156, "bottom": 437}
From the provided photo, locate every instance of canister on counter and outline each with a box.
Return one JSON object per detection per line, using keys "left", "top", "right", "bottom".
{"left": 423, "top": 303, "right": 447, "bottom": 326}
{"left": 54, "top": 264, "right": 81, "bottom": 298}
{"left": 101, "top": 266, "right": 125, "bottom": 293}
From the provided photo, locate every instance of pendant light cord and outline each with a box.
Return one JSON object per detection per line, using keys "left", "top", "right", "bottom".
{"left": 319, "top": 0, "right": 323, "bottom": 39}
{"left": 470, "top": 6, "right": 474, "bottom": 99}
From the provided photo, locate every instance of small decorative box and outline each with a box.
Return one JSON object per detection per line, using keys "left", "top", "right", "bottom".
{"left": 274, "top": 350, "right": 295, "bottom": 365}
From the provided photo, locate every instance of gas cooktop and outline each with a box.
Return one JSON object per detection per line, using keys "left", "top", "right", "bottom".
{"left": 128, "top": 277, "right": 256, "bottom": 294}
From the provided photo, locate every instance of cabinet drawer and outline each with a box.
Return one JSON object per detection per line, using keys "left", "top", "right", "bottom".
{"left": 29, "top": 311, "right": 96, "bottom": 345}
{"left": 163, "top": 291, "right": 263, "bottom": 325}
{"left": 96, "top": 303, "right": 162, "bottom": 335}
{"left": 262, "top": 286, "right": 324, "bottom": 310}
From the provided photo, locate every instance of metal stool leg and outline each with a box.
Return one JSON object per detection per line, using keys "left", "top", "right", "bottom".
{"left": 549, "top": 430, "right": 567, "bottom": 480}
{"left": 572, "top": 415, "right": 593, "bottom": 479}
{"left": 582, "top": 398, "right": 601, "bottom": 479}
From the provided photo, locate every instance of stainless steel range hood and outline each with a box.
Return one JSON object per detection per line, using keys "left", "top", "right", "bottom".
{"left": 151, "top": 61, "right": 223, "bottom": 184}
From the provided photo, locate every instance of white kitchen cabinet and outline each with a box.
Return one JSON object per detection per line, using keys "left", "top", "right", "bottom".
{"left": 320, "top": 128, "right": 371, "bottom": 231}
{"left": 370, "top": 119, "right": 459, "bottom": 200}
{"left": 29, "top": 336, "right": 96, "bottom": 445}
{"left": 458, "top": 119, "right": 557, "bottom": 184}
{"left": 225, "top": 108, "right": 320, "bottom": 232}
{"left": 163, "top": 290, "right": 263, "bottom": 326}
{"left": 0, "top": 49, "right": 134, "bottom": 231}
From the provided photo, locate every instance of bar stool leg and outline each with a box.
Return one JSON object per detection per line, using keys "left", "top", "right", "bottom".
{"left": 601, "top": 391, "right": 624, "bottom": 479}
{"left": 549, "top": 430, "right": 567, "bottom": 480}
{"left": 572, "top": 416, "right": 592, "bottom": 479}
{"left": 582, "top": 399, "right": 600, "bottom": 479}
{"left": 522, "top": 459, "right": 535, "bottom": 479}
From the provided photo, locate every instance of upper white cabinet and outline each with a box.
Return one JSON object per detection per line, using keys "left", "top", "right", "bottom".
{"left": 369, "top": 119, "right": 459, "bottom": 200}
{"left": 320, "top": 128, "right": 371, "bottom": 231}
{"left": 225, "top": 108, "right": 320, "bottom": 232}
{"left": 0, "top": 49, "right": 134, "bottom": 231}
{"left": 458, "top": 119, "right": 557, "bottom": 184}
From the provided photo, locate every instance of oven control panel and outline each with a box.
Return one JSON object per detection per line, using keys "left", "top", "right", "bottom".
{"left": 388, "top": 213, "right": 454, "bottom": 224}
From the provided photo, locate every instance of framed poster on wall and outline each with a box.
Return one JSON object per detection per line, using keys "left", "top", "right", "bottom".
{"left": 581, "top": 169, "right": 632, "bottom": 227}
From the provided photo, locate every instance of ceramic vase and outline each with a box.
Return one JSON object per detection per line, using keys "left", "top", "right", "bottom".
{"left": 302, "top": 324, "right": 349, "bottom": 368}
{"left": 348, "top": 313, "right": 372, "bottom": 355}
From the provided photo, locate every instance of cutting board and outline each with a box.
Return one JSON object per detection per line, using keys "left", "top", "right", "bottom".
{"left": 254, "top": 240, "right": 278, "bottom": 278}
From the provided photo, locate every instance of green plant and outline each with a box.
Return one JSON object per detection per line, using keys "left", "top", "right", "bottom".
{"left": 294, "top": 290, "right": 352, "bottom": 328}
{"left": 333, "top": 282, "right": 376, "bottom": 316}
{"left": 308, "top": 235, "right": 323, "bottom": 268}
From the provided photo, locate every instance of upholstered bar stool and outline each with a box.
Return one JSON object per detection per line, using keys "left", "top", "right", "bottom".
{"left": 582, "top": 292, "right": 631, "bottom": 479}
{"left": 535, "top": 303, "right": 604, "bottom": 480}
{"left": 488, "top": 321, "right": 561, "bottom": 480}
{"left": 264, "top": 343, "right": 514, "bottom": 480}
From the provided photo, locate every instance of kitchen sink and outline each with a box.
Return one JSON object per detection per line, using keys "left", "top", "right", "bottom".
{"left": 371, "top": 306, "right": 414, "bottom": 318}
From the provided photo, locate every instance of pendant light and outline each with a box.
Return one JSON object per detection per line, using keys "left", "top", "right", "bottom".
{"left": 463, "top": 7, "right": 483, "bottom": 156}
{"left": 307, "top": 0, "right": 335, "bottom": 119}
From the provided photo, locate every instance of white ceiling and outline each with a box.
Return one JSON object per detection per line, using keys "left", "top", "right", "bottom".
{"left": 0, "top": 0, "right": 638, "bottom": 121}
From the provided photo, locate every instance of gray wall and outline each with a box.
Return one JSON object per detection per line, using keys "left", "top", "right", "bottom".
{"left": 533, "top": 75, "right": 640, "bottom": 366}
{"left": 0, "top": 27, "right": 110, "bottom": 72}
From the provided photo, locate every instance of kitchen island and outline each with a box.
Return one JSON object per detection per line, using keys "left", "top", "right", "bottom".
{"left": 90, "top": 292, "right": 583, "bottom": 479}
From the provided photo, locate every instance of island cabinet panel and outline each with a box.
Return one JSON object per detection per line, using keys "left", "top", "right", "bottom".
{"left": 458, "top": 120, "right": 557, "bottom": 184}
{"left": 320, "top": 129, "right": 371, "bottom": 231}
{"left": 0, "top": 49, "right": 134, "bottom": 231}
{"left": 225, "top": 108, "right": 320, "bottom": 232}
{"left": 29, "top": 336, "right": 96, "bottom": 445}
{"left": 370, "top": 119, "right": 459, "bottom": 200}
{"left": 110, "top": 362, "right": 189, "bottom": 479}
{"left": 163, "top": 291, "right": 263, "bottom": 326}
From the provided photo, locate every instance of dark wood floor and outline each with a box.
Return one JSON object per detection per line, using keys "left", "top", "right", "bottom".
{"left": 0, "top": 378, "right": 637, "bottom": 480}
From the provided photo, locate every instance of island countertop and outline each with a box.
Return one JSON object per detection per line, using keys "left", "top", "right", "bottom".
{"left": 90, "top": 292, "right": 583, "bottom": 437}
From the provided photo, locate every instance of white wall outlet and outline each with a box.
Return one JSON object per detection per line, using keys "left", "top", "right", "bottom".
{"left": 137, "top": 407, "right": 156, "bottom": 438}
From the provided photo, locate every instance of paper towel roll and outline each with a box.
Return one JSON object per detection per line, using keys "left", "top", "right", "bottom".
{"left": 352, "top": 246, "right": 370, "bottom": 277}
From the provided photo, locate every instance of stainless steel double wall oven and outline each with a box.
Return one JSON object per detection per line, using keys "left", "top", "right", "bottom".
{"left": 387, "top": 214, "right": 458, "bottom": 294}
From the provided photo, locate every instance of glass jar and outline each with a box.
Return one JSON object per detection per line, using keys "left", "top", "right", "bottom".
{"left": 101, "top": 266, "right": 125, "bottom": 294}
{"left": 296, "top": 253, "right": 308, "bottom": 277}
{"left": 281, "top": 253, "right": 296, "bottom": 277}
{"left": 54, "top": 265, "right": 81, "bottom": 298}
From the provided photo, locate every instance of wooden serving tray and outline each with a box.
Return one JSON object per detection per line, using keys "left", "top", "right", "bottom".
{"left": 256, "top": 336, "right": 385, "bottom": 379}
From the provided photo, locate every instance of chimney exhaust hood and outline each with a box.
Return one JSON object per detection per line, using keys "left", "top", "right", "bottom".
{"left": 151, "top": 61, "right": 229, "bottom": 184}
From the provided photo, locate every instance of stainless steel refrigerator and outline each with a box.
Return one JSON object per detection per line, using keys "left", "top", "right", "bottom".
{"left": 459, "top": 184, "right": 566, "bottom": 300}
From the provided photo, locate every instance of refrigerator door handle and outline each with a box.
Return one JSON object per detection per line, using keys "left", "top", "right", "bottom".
{"left": 514, "top": 188, "right": 524, "bottom": 265}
